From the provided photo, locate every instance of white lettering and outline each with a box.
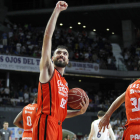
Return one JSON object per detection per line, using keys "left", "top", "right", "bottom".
{"left": 130, "top": 89, "right": 135, "bottom": 94}
{"left": 130, "top": 98, "right": 140, "bottom": 112}
{"left": 57, "top": 80, "right": 68, "bottom": 97}
{"left": 25, "top": 110, "right": 32, "bottom": 114}
{"left": 60, "top": 98, "right": 67, "bottom": 109}
{"left": 130, "top": 89, "right": 140, "bottom": 94}
{"left": 136, "top": 84, "right": 139, "bottom": 89}
{"left": 130, "top": 118, "right": 140, "bottom": 121}
{"left": 27, "top": 116, "right": 32, "bottom": 126}
{"left": 25, "top": 106, "right": 35, "bottom": 110}
{"left": 133, "top": 84, "right": 136, "bottom": 88}
{"left": 130, "top": 134, "right": 140, "bottom": 140}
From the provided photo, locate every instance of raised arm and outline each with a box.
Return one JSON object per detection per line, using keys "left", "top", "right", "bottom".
{"left": 39, "top": 1, "right": 68, "bottom": 83}
{"left": 98, "top": 92, "right": 125, "bottom": 132}
{"left": 13, "top": 111, "right": 23, "bottom": 129}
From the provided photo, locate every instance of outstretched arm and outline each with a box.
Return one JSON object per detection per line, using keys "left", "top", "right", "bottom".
{"left": 13, "top": 111, "right": 23, "bottom": 129}
{"left": 98, "top": 92, "right": 125, "bottom": 132}
{"left": 66, "top": 97, "right": 89, "bottom": 118}
{"left": 39, "top": 1, "right": 68, "bottom": 83}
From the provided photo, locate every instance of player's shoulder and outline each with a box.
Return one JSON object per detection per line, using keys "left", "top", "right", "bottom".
{"left": 32, "top": 103, "right": 37, "bottom": 107}
{"left": 92, "top": 119, "right": 99, "bottom": 124}
{"left": 24, "top": 104, "right": 31, "bottom": 109}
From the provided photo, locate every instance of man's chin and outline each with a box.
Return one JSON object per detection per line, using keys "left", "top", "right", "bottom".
{"left": 54, "top": 62, "right": 67, "bottom": 68}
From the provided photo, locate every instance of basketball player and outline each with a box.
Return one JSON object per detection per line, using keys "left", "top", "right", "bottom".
{"left": 13, "top": 93, "right": 37, "bottom": 140}
{"left": 32, "top": 1, "right": 89, "bottom": 140}
{"left": 88, "top": 111, "right": 115, "bottom": 140}
{"left": 98, "top": 79, "right": 140, "bottom": 140}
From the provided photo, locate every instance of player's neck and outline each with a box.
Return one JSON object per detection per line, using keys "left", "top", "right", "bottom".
{"left": 3, "top": 128, "right": 7, "bottom": 130}
{"left": 54, "top": 66, "right": 65, "bottom": 76}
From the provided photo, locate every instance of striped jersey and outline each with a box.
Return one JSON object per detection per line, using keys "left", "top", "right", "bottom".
{"left": 37, "top": 68, "right": 69, "bottom": 122}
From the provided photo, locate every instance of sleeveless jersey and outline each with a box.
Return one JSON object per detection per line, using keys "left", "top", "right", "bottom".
{"left": 92, "top": 119, "right": 110, "bottom": 140}
{"left": 125, "top": 79, "right": 140, "bottom": 126}
{"left": 37, "top": 69, "right": 69, "bottom": 122}
{"left": 22, "top": 104, "right": 37, "bottom": 131}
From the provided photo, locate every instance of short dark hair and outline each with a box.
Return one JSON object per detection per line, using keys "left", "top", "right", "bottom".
{"left": 97, "top": 111, "right": 105, "bottom": 117}
{"left": 53, "top": 45, "right": 68, "bottom": 56}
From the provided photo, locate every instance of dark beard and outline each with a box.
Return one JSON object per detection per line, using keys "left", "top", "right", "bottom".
{"left": 54, "top": 59, "right": 67, "bottom": 68}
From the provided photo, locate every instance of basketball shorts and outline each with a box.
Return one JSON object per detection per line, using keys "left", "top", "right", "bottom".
{"left": 32, "top": 114, "right": 62, "bottom": 140}
{"left": 123, "top": 125, "right": 140, "bottom": 140}
{"left": 22, "top": 131, "right": 32, "bottom": 140}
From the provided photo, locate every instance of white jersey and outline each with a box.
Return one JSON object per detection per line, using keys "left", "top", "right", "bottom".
{"left": 92, "top": 119, "right": 110, "bottom": 140}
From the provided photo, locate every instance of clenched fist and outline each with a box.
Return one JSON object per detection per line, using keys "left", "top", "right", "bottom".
{"left": 55, "top": 1, "right": 68, "bottom": 12}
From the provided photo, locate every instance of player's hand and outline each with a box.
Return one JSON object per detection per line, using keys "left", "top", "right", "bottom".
{"left": 55, "top": 1, "right": 68, "bottom": 12}
{"left": 79, "top": 96, "right": 89, "bottom": 114}
{"left": 98, "top": 114, "right": 110, "bottom": 132}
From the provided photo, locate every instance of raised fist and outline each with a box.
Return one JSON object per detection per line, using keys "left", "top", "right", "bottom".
{"left": 56, "top": 1, "right": 68, "bottom": 12}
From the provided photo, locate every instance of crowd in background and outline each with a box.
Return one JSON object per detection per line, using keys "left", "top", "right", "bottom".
{"left": 0, "top": 80, "right": 37, "bottom": 106}
{"left": 0, "top": 23, "right": 132, "bottom": 140}
{"left": 0, "top": 78, "right": 124, "bottom": 114}
{"left": 122, "top": 41, "right": 140, "bottom": 71}
{"left": 1, "top": 23, "right": 117, "bottom": 70}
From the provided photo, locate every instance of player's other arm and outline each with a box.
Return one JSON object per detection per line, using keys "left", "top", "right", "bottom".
{"left": 108, "top": 124, "right": 116, "bottom": 140}
{"left": 39, "top": 1, "right": 68, "bottom": 83}
{"left": 9, "top": 135, "right": 11, "bottom": 140}
{"left": 88, "top": 122, "right": 94, "bottom": 140}
{"left": 13, "top": 111, "right": 23, "bottom": 129}
{"left": 99, "top": 92, "right": 125, "bottom": 132}
{"left": 66, "top": 97, "right": 89, "bottom": 118}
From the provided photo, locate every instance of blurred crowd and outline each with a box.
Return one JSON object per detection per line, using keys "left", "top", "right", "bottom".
{"left": 0, "top": 23, "right": 117, "bottom": 70}
{"left": 87, "top": 89, "right": 124, "bottom": 112}
{"left": 122, "top": 41, "right": 140, "bottom": 71}
{"left": 0, "top": 80, "right": 37, "bottom": 106}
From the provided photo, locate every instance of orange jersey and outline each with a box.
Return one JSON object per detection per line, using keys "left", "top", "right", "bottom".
{"left": 37, "top": 69, "right": 69, "bottom": 122}
{"left": 125, "top": 79, "right": 140, "bottom": 126}
{"left": 123, "top": 125, "right": 140, "bottom": 140}
{"left": 22, "top": 104, "right": 37, "bottom": 130}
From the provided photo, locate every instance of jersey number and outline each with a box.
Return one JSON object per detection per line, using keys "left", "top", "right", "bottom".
{"left": 60, "top": 98, "right": 67, "bottom": 109}
{"left": 97, "top": 132, "right": 101, "bottom": 138}
{"left": 130, "top": 98, "right": 140, "bottom": 112}
{"left": 27, "top": 116, "right": 32, "bottom": 126}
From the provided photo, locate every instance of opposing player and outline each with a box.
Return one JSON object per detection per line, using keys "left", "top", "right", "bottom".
{"left": 88, "top": 111, "right": 115, "bottom": 140}
{"left": 98, "top": 79, "right": 140, "bottom": 140}
{"left": 13, "top": 93, "right": 37, "bottom": 140}
{"left": 32, "top": 1, "right": 89, "bottom": 140}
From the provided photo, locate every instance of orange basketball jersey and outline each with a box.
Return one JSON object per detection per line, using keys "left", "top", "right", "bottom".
{"left": 22, "top": 104, "right": 37, "bottom": 130}
{"left": 125, "top": 79, "right": 140, "bottom": 126}
{"left": 37, "top": 68, "right": 69, "bottom": 122}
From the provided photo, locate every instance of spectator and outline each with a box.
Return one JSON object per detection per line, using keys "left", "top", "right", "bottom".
{"left": 19, "top": 88, "right": 24, "bottom": 98}
{"left": 0, "top": 122, "right": 11, "bottom": 140}
{"left": 24, "top": 90, "right": 29, "bottom": 104}
{"left": 4, "top": 87, "right": 10, "bottom": 98}
{"left": 2, "top": 33, "right": 7, "bottom": 46}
